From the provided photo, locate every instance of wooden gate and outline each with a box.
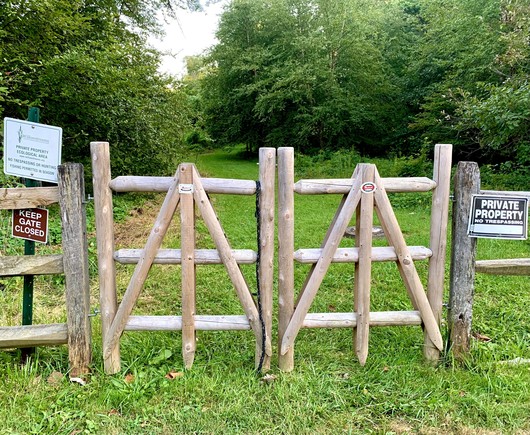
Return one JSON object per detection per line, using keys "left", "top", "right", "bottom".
{"left": 91, "top": 143, "right": 275, "bottom": 374}
{"left": 277, "top": 145, "right": 452, "bottom": 370}
{"left": 0, "top": 163, "right": 92, "bottom": 377}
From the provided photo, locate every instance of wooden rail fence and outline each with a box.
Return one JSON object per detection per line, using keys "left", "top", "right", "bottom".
{"left": 91, "top": 142, "right": 275, "bottom": 374}
{"left": 0, "top": 163, "right": 92, "bottom": 377}
{"left": 277, "top": 145, "right": 452, "bottom": 371}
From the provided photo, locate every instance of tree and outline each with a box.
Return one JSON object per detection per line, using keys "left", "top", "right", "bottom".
{"left": 0, "top": 0, "right": 197, "bottom": 177}
{"left": 202, "top": 0, "right": 403, "bottom": 155}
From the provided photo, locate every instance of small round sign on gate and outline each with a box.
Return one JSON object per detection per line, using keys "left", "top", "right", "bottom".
{"left": 361, "top": 182, "right": 376, "bottom": 194}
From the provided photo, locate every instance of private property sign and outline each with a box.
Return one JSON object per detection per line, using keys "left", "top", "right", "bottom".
{"left": 3, "top": 117, "right": 62, "bottom": 183}
{"left": 468, "top": 195, "right": 528, "bottom": 240}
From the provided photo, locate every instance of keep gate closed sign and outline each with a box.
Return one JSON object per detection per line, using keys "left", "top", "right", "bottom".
{"left": 12, "top": 208, "right": 49, "bottom": 244}
{"left": 468, "top": 195, "right": 528, "bottom": 240}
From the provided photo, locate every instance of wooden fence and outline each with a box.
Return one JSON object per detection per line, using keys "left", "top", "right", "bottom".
{"left": 91, "top": 142, "right": 275, "bottom": 374}
{"left": 0, "top": 163, "right": 92, "bottom": 377}
{"left": 277, "top": 145, "right": 453, "bottom": 371}
{"left": 448, "top": 161, "right": 530, "bottom": 359}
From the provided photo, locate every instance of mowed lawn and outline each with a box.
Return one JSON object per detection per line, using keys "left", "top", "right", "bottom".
{"left": 0, "top": 148, "right": 529, "bottom": 434}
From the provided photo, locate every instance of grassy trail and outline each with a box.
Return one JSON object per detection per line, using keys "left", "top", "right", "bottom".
{"left": 0, "top": 149, "right": 529, "bottom": 434}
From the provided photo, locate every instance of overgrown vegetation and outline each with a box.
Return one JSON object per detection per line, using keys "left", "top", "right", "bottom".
{"left": 0, "top": 0, "right": 201, "bottom": 177}
{"left": 195, "top": 0, "right": 530, "bottom": 186}
{"left": 1, "top": 150, "right": 529, "bottom": 433}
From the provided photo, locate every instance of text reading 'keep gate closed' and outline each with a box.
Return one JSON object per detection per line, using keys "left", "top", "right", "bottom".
{"left": 468, "top": 195, "right": 528, "bottom": 240}
{"left": 12, "top": 208, "right": 49, "bottom": 244}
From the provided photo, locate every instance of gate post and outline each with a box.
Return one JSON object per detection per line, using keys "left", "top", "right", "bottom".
{"left": 258, "top": 148, "right": 276, "bottom": 371}
{"left": 448, "top": 162, "right": 480, "bottom": 360}
{"left": 91, "top": 142, "right": 121, "bottom": 374}
{"left": 58, "top": 163, "right": 92, "bottom": 377}
{"left": 278, "top": 147, "right": 295, "bottom": 372}
{"left": 424, "top": 144, "right": 452, "bottom": 361}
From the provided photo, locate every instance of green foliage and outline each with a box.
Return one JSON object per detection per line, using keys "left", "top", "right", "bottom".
{"left": 202, "top": 0, "right": 404, "bottom": 154}
{"left": 0, "top": 0, "right": 195, "bottom": 180}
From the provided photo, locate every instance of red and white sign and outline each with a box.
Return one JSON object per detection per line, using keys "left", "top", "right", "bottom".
{"left": 361, "top": 182, "right": 376, "bottom": 193}
{"left": 12, "top": 208, "right": 49, "bottom": 244}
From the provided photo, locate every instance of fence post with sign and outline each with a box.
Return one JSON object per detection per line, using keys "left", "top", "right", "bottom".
{"left": 3, "top": 110, "right": 63, "bottom": 361}
{"left": 449, "top": 161, "right": 529, "bottom": 361}
{"left": 448, "top": 161, "right": 480, "bottom": 360}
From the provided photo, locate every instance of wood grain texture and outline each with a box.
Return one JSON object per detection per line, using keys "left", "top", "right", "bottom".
{"left": 475, "top": 258, "right": 530, "bottom": 276}
{"left": 0, "top": 324, "right": 68, "bottom": 348}
{"left": 257, "top": 148, "right": 275, "bottom": 371}
{"left": 0, "top": 254, "right": 63, "bottom": 276}
{"left": 114, "top": 248, "right": 257, "bottom": 265}
{"left": 373, "top": 169, "right": 443, "bottom": 352}
{"left": 277, "top": 147, "right": 295, "bottom": 372}
{"left": 294, "top": 177, "right": 436, "bottom": 195}
{"left": 425, "top": 144, "right": 452, "bottom": 361}
{"left": 192, "top": 167, "right": 267, "bottom": 353}
{"left": 448, "top": 162, "right": 480, "bottom": 360}
{"left": 293, "top": 246, "right": 432, "bottom": 263}
{"left": 110, "top": 176, "right": 257, "bottom": 195}
{"left": 354, "top": 164, "right": 375, "bottom": 366}
{"left": 91, "top": 142, "right": 121, "bottom": 374}
{"left": 0, "top": 187, "right": 59, "bottom": 209}
{"left": 58, "top": 163, "right": 92, "bottom": 376}
{"left": 180, "top": 164, "right": 196, "bottom": 369}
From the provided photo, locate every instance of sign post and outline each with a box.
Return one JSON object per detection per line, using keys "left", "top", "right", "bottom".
{"left": 3, "top": 109, "right": 62, "bottom": 361}
{"left": 23, "top": 108, "right": 41, "bottom": 360}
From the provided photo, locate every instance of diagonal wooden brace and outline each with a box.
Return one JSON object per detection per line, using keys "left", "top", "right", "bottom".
{"left": 191, "top": 166, "right": 271, "bottom": 357}
{"left": 103, "top": 170, "right": 181, "bottom": 359}
{"left": 372, "top": 169, "right": 443, "bottom": 351}
{"left": 281, "top": 165, "right": 365, "bottom": 355}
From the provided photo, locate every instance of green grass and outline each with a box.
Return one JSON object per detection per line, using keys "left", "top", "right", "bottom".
{"left": 0, "top": 148, "right": 529, "bottom": 434}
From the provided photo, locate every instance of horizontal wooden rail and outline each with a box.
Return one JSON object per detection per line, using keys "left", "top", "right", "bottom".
{"left": 302, "top": 311, "right": 422, "bottom": 328}
{"left": 476, "top": 258, "right": 530, "bottom": 276}
{"left": 294, "top": 177, "right": 436, "bottom": 195}
{"left": 0, "top": 254, "right": 64, "bottom": 276}
{"left": 0, "top": 187, "right": 60, "bottom": 209}
{"left": 0, "top": 323, "right": 68, "bottom": 348}
{"left": 480, "top": 190, "right": 530, "bottom": 199}
{"left": 125, "top": 311, "right": 423, "bottom": 331}
{"left": 109, "top": 176, "right": 257, "bottom": 195}
{"left": 294, "top": 246, "right": 432, "bottom": 263}
{"left": 125, "top": 315, "right": 251, "bottom": 331}
{"left": 114, "top": 249, "right": 257, "bottom": 265}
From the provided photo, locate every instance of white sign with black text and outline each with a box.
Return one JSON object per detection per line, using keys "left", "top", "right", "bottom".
{"left": 468, "top": 195, "right": 528, "bottom": 240}
{"left": 3, "top": 117, "right": 62, "bottom": 183}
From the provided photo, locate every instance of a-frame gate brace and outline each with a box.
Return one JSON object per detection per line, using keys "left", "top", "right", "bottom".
{"left": 280, "top": 162, "right": 445, "bottom": 366}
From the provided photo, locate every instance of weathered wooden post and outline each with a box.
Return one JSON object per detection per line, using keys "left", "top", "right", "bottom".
{"left": 448, "top": 161, "right": 480, "bottom": 360}
{"left": 58, "top": 163, "right": 92, "bottom": 377}
{"left": 278, "top": 147, "right": 295, "bottom": 372}
{"left": 424, "top": 144, "right": 452, "bottom": 361}
{"left": 91, "top": 142, "right": 121, "bottom": 374}
{"left": 258, "top": 147, "right": 275, "bottom": 371}
{"left": 180, "top": 164, "right": 196, "bottom": 369}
